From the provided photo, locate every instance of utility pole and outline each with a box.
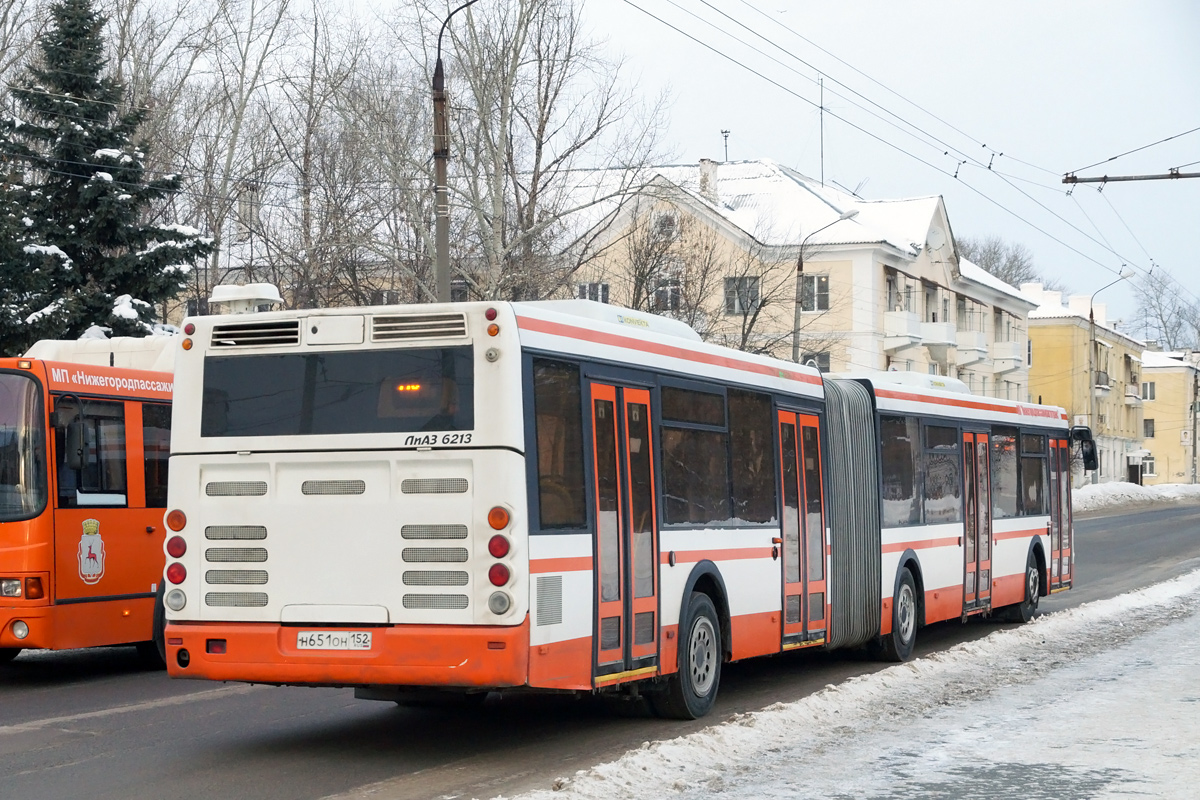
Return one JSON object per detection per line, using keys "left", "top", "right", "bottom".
{"left": 792, "top": 209, "right": 858, "bottom": 363}
{"left": 819, "top": 76, "right": 824, "bottom": 187}
{"left": 432, "top": 0, "right": 483, "bottom": 303}
{"left": 1192, "top": 367, "right": 1198, "bottom": 484}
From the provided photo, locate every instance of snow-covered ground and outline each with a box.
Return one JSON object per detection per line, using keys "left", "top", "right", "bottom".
{"left": 513, "top": 569, "right": 1200, "bottom": 800}
{"left": 1073, "top": 480, "right": 1200, "bottom": 514}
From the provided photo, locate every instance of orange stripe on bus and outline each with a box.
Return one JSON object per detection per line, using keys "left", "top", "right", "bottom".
{"left": 875, "top": 388, "right": 1067, "bottom": 421}
{"left": 881, "top": 536, "right": 960, "bottom": 553}
{"left": 661, "top": 547, "right": 775, "bottom": 564}
{"left": 993, "top": 528, "right": 1045, "bottom": 541}
{"left": 529, "top": 557, "right": 593, "bottom": 574}
{"left": 516, "top": 316, "right": 822, "bottom": 386}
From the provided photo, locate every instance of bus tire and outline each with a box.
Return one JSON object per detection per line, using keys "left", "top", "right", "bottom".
{"left": 0, "top": 648, "right": 20, "bottom": 663}
{"left": 880, "top": 568, "right": 918, "bottom": 662}
{"left": 138, "top": 583, "right": 167, "bottom": 669}
{"left": 651, "top": 592, "right": 722, "bottom": 720}
{"left": 1003, "top": 553, "right": 1040, "bottom": 624}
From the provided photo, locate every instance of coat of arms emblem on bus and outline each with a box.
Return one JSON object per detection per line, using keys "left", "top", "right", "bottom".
{"left": 78, "top": 518, "right": 106, "bottom": 584}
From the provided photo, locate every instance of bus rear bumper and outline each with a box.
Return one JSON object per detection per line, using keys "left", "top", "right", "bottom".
{"left": 164, "top": 618, "right": 531, "bottom": 688}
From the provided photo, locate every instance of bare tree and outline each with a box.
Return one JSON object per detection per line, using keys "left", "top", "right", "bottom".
{"left": 0, "top": 0, "right": 44, "bottom": 84}
{"left": 958, "top": 235, "right": 1067, "bottom": 292}
{"left": 1135, "top": 270, "right": 1199, "bottom": 351}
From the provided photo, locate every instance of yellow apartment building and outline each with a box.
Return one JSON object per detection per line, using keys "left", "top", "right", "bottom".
{"left": 1022, "top": 283, "right": 1146, "bottom": 484}
{"left": 1139, "top": 351, "right": 1198, "bottom": 485}
{"left": 573, "top": 159, "right": 1036, "bottom": 396}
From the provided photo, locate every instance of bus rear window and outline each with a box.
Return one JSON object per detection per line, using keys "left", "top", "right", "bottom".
{"left": 201, "top": 348, "right": 474, "bottom": 437}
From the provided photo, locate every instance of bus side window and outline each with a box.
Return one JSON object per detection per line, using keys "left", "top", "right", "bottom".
{"left": 922, "top": 425, "right": 961, "bottom": 524}
{"left": 880, "top": 415, "right": 921, "bottom": 527}
{"left": 1019, "top": 433, "right": 1047, "bottom": 515}
{"left": 142, "top": 403, "right": 171, "bottom": 508}
{"left": 728, "top": 390, "right": 776, "bottom": 524}
{"left": 55, "top": 400, "right": 127, "bottom": 508}
{"left": 532, "top": 360, "right": 587, "bottom": 529}
{"left": 990, "top": 427, "right": 1019, "bottom": 518}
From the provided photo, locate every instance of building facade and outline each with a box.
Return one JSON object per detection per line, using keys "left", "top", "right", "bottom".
{"left": 1139, "top": 351, "right": 1199, "bottom": 485}
{"left": 1023, "top": 284, "right": 1146, "bottom": 484}
{"left": 574, "top": 160, "right": 1036, "bottom": 398}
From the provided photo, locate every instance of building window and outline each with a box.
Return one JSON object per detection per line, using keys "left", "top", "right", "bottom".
{"left": 801, "top": 351, "right": 830, "bottom": 372}
{"left": 1027, "top": 339, "right": 1032, "bottom": 367}
{"left": 1142, "top": 456, "right": 1156, "bottom": 477}
{"left": 1142, "top": 381, "right": 1156, "bottom": 401}
{"left": 724, "top": 276, "right": 760, "bottom": 315}
{"left": 800, "top": 275, "right": 829, "bottom": 312}
{"left": 654, "top": 277, "right": 681, "bottom": 312}
{"left": 577, "top": 282, "right": 610, "bottom": 304}
{"left": 1144, "top": 418, "right": 1155, "bottom": 438}
{"left": 654, "top": 213, "right": 678, "bottom": 241}
{"left": 450, "top": 279, "right": 470, "bottom": 303}
{"left": 186, "top": 297, "right": 209, "bottom": 317}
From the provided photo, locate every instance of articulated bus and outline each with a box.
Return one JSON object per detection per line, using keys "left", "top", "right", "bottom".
{"left": 162, "top": 299, "right": 1080, "bottom": 718}
{"left": 0, "top": 338, "right": 174, "bottom": 664}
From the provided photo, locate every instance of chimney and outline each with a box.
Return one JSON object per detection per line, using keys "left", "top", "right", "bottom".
{"left": 1041, "top": 290, "right": 1062, "bottom": 309}
{"left": 699, "top": 158, "right": 718, "bottom": 204}
{"left": 1093, "top": 302, "right": 1107, "bottom": 328}
{"left": 1067, "top": 295, "right": 1091, "bottom": 318}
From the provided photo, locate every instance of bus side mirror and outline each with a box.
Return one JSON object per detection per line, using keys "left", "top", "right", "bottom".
{"left": 1078, "top": 439, "right": 1098, "bottom": 471}
{"left": 65, "top": 421, "right": 87, "bottom": 471}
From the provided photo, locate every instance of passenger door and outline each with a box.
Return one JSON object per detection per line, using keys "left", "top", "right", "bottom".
{"left": 962, "top": 431, "right": 992, "bottom": 611}
{"left": 777, "top": 411, "right": 827, "bottom": 645}
{"left": 589, "top": 383, "right": 659, "bottom": 682}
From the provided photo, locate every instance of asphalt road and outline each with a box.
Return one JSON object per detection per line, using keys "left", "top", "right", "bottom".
{"left": 2, "top": 503, "right": 1197, "bottom": 800}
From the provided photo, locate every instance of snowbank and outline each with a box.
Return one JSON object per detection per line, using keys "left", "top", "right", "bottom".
{"left": 510, "top": 568, "right": 1200, "bottom": 800}
{"left": 1073, "top": 481, "right": 1200, "bottom": 513}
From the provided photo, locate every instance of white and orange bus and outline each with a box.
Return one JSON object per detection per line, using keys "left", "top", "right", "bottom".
{"left": 161, "top": 299, "right": 1083, "bottom": 717}
{"left": 0, "top": 338, "right": 174, "bottom": 664}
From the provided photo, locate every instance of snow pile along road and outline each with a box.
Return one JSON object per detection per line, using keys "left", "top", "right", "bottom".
{"left": 512, "top": 569, "right": 1200, "bottom": 800}
{"left": 1073, "top": 480, "right": 1200, "bottom": 513}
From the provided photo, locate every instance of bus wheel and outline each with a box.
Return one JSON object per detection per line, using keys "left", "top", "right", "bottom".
{"left": 1003, "top": 554, "right": 1041, "bottom": 623}
{"left": 0, "top": 648, "right": 20, "bottom": 664}
{"left": 138, "top": 583, "right": 167, "bottom": 669}
{"left": 651, "top": 592, "right": 722, "bottom": 720}
{"left": 879, "top": 568, "right": 917, "bottom": 662}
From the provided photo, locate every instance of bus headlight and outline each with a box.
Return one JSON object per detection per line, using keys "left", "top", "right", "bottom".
{"left": 488, "top": 592, "right": 511, "bottom": 615}
{"left": 12, "top": 620, "right": 29, "bottom": 639}
{"left": 165, "top": 589, "right": 187, "bottom": 612}
{"left": 1, "top": 579, "right": 20, "bottom": 597}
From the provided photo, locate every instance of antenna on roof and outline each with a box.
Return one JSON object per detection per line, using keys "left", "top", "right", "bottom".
{"left": 721, "top": 129, "right": 730, "bottom": 162}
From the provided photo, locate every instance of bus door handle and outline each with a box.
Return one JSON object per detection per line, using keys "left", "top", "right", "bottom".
{"left": 771, "top": 537, "right": 782, "bottom": 561}
{"left": 146, "top": 526, "right": 157, "bottom": 534}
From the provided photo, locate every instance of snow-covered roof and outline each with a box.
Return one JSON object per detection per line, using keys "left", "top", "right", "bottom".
{"left": 957, "top": 258, "right": 1039, "bottom": 306}
{"left": 1026, "top": 295, "right": 1146, "bottom": 348}
{"left": 1142, "top": 350, "right": 1196, "bottom": 370}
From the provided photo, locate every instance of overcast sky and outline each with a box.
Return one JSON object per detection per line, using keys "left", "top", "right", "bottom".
{"left": 581, "top": 0, "right": 1200, "bottom": 332}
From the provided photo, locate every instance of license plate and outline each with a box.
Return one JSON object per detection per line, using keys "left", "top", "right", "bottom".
{"left": 296, "top": 631, "right": 372, "bottom": 650}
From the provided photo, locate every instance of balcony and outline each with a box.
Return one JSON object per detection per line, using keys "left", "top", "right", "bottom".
{"left": 991, "top": 339, "right": 1023, "bottom": 374}
{"left": 1124, "top": 385, "right": 1142, "bottom": 406}
{"left": 883, "top": 310, "right": 922, "bottom": 352}
{"left": 956, "top": 329, "right": 988, "bottom": 366}
{"left": 1093, "top": 370, "right": 1111, "bottom": 398}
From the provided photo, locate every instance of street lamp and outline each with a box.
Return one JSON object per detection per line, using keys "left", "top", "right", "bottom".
{"left": 1088, "top": 267, "right": 1134, "bottom": 483}
{"left": 792, "top": 209, "right": 859, "bottom": 363}
{"left": 432, "top": 0, "right": 483, "bottom": 303}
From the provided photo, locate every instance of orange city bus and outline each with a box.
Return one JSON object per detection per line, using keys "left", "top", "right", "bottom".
{"left": 0, "top": 338, "right": 174, "bottom": 664}
{"left": 161, "top": 298, "right": 1087, "bottom": 718}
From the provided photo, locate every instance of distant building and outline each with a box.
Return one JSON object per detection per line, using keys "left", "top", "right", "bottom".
{"left": 573, "top": 159, "right": 1036, "bottom": 397}
{"left": 1023, "top": 283, "right": 1146, "bottom": 484}
{"left": 1139, "top": 351, "right": 1199, "bottom": 485}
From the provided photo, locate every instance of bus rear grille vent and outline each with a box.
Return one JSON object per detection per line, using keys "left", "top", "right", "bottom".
{"left": 206, "top": 547, "right": 268, "bottom": 563}
{"left": 301, "top": 479, "right": 366, "bottom": 496}
{"left": 536, "top": 576, "right": 563, "bottom": 626}
{"left": 206, "top": 569, "right": 268, "bottom": 585}
{"left": 205, "top": 591, "right": 268, "bottom": 607}
{"left": 205, "top": 525, "right": 267, "bottom": 540}
{"left": 211, "top": 320, "right": 299, "bottom": 347}
{"left": 401, "top": 478, "right": 468, "bottom": 494}
{"left": 372, "top": 313, "right": 467, "bottom": 341}
{"left": 206, "top": 481, "right": 267, "bottom": 497}
{"left": 402, "top": 570, "right": 469, "bottom": 586}
{"left": 401, "top": 547, "right": 468, "bottom": 563}
{"left": 402, "top": 594, "right": 469, "bottom": 610}
{"left": 401, "top": 524, "right": 467, "bottom": 540}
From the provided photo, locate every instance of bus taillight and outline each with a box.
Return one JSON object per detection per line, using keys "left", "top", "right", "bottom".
{"left": 487, "top": 507, "right": 510, "bottom": 530}
{"left": 166, "top": 510, "right": 187, "bottom": 531}
{"left": 166, "top": 536, "right": 187, "bottom": 558}
{"left": 488, "top": 564, "right": 510, "bottom": 587}
{"left": 166, "top": 563, "right": 187, "bottom": 584}
{"left": 488, "top": 535, "right": 510, "bottom": 558}
{"left": 24, "top": 578, "right": 43, "bottom": 600}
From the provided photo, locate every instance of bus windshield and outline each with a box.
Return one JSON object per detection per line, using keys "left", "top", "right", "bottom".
{"left": 200, "top": 347, "right": 475, "bottom": 437}
{"left": 0, "top": 372, "right": 48, "bottom": 521}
